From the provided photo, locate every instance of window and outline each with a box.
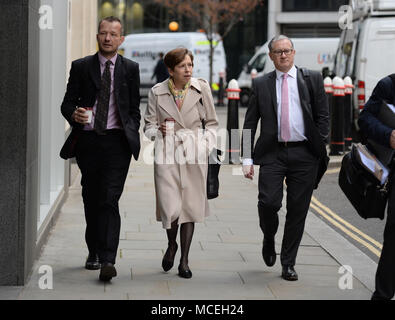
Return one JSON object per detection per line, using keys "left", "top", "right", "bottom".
{"left": 282, "top": 0, "right": 348, "bottom": 12}
{"left": 282, "top": 24, "right": 343, "bottom": 38}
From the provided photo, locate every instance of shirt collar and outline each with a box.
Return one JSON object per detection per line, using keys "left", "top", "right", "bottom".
{"left": 275, "top": 65, "right": 297, "bottom": 80}
{"left": 98, "top": 52, "right": 118, "bottom": 66}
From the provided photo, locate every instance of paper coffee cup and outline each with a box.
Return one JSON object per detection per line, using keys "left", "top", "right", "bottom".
{"left": 165, "top": 118, "right": 175, "bottom": 134}
{"left": 166, "top": 120, "right": 175, "bottom": 130}
{"left": 85, "top": 108, "right": 93, "bottom": 124}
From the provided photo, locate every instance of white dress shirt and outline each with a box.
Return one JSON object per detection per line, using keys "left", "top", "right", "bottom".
{"left": 243, "top": 65, "right": 306, "bottom": 166}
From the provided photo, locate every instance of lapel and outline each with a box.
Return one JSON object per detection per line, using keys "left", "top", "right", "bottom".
{"left": 180, "top": 78, "right": 201, "bottom": 118}
{"left": 89, "top": 53, "right": 101, "bottom": 89}
{"left": 114, "top": 55, "right": 123, "bottom": 102}
{"left": 296, "top": 67, "right": 313, "bottom": 119}
{"left": 156, "top": 80, "right": 186, "bottom": 128}
{"left": 268, "top": 71, "right": 277, "bottom": 115}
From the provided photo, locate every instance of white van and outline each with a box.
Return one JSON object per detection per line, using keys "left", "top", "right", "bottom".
{"left": 237, "top": 37, "right": 339, "bottom": 106}
{"left": 119, "top": 32, "right": 227, "bottom": 96}
{"left": 333, "top": 0, "right": 395, "bottom": 129}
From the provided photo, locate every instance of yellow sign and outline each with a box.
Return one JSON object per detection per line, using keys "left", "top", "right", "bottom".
{"left": 196, "top": 40, "right": 218, "bottom": 46}
{"left": 211, "top": 83, "right": 219, "bottom": 91}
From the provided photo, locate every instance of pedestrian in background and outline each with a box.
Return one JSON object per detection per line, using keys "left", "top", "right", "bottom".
{"left": 60, "top": 16, "right": 141, "bottom": 282}
{"left": 241, "top": 35, "right": 329, "bottom": 281}
{"left": 151, "top": 52, "right": 170, "bottom": 84}
{"left": 144, "top": 48, "right": 218, "bottom": 278}
{"left": 358, "top": 73, "right": 395, "bottom": 300}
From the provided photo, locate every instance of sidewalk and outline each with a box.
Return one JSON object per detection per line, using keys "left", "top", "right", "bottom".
{"left": 4, "top": 105, "right": 375, "bottom": 300}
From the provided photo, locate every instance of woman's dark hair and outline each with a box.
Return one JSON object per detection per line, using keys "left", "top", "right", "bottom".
{"left": 164, "top": 48, "right": 194, "bottom": 70}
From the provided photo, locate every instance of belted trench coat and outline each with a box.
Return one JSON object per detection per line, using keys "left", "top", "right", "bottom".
{"left": 144, "top": 77, "right": 218, "bottom": 229}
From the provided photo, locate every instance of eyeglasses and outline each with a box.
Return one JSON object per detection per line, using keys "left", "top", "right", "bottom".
{"left": 271, "top": 49, "right": 294, "bottom": 56}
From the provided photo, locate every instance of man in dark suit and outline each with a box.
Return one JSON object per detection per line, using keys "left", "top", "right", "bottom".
{"left": 242, "top": 35, "right": 329, "bottom": 281}
{"left": 61, "top": 16, "right": 140, "bottom": 282}
{"left": 359, "top": 74, "right": 395, "bottom": 300}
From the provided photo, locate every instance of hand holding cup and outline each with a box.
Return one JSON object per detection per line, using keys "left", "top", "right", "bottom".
{"left": 160, "top": 118, "right": 175, "bottom": 136}
{"left": 73, "top": 107, "right": 92, "bottom": 124}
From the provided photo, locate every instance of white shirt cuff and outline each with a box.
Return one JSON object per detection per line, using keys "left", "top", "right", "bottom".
{"left": 242, "top": 158, "right": 253, "bottom": 166}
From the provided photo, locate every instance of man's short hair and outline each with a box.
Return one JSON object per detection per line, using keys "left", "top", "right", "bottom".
{"left": 98, "top": 16, "right": 124, "bottom": 35}
{"left": 268, "top": 35, "right": 294, "bottom": 52}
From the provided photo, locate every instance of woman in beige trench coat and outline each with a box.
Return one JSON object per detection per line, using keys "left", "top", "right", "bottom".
{"left": 144, "top": 48, "right": 218, "bottom": 278}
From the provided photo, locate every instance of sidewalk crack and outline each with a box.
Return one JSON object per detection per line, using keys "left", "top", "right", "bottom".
{"left": 237, "top": 272, "right": 245, "bottom": 285}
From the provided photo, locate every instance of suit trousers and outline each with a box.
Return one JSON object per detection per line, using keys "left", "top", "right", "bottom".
{"left": 372, "top": 170, "right": 395, "bottom": 300}
{"left": 76, "top": 129, "right": 132, "bottom": 264}
{"left": 257, "top": 144, "right": 318, "bottom": 266}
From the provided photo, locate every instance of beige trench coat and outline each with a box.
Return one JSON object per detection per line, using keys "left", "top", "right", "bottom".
{"left": 144, "top": 78, "right": 218, "bottom": 229}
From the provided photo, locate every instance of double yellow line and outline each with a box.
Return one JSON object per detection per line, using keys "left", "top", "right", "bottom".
{"left": 310, "top": 195, "right": 382, "bottom": 257}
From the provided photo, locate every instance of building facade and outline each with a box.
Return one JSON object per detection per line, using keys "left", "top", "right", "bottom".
{"left": 268, "top": 0, "right": 349, "bottom": 38}
{"left": 0, "top": 0, "right": 97, "bottom": 286}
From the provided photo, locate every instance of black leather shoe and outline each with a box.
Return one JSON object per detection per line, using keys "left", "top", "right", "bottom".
{"left": 85, "top": 253, "right": 101, "bottom": 270}
{"left": 162, "top": 243, "right": 178, "bottom": 272}
{"left": 282, "top": 265, "right": 298, "bottom": 281}
{"left": 178, "top": 265, "right": 192, "bottom": 279}
{"left": 99, "top": 262, "right": 117, "bottom": 282}
{"left": 262, "top": 239, "right": 276, "bottom": 267}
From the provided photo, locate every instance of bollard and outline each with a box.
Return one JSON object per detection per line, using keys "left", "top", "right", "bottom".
{"left": 324, "top": 76, "right": 333, "bottom": 110}
{"left": 344, "top": 76, "right": 354, "bottom": 150}
{"left": 324, "top": 76, "right": 333, "bottom": 141}
{"left": 216, "top": 70, "right": 226, "bottom": 107}
{"left": 226, "top": 79, "right": 241, "bottom": 164}
{"left": 330, "top": 76, "right": 345, "bottom": 155}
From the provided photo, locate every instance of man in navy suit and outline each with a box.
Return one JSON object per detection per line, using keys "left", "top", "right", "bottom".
{"left": 61, "top": 16, "right": 140, "bottom": 282}
{"left": 359, "top": 74, "right": 395, "bottom": 300}
{"left": 241, "top": 35, "right": 329, "bottom": 281}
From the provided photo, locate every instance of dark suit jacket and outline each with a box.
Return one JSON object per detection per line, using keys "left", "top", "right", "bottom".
{"left": 242, "top": 67, "right": 329, "bottom": 165}
{"left": 358, "top": 75, "right": 395, "bottom": 148}
{"left": 61, "top": 53, "right": 141, "bottom": 160}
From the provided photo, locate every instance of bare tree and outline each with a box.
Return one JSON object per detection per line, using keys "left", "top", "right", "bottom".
{"left": 154, "top": 0, "right": 262, "bottom": 86}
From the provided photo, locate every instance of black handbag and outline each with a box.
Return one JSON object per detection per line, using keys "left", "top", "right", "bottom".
{"left": 338, "top": 144, "right": 389, "bottom": 220}
{"left": 198, "top": 95, "right": 221, "bottom": 200}
{"left": 201, "top": 119, "right": 222, "bottom": 199}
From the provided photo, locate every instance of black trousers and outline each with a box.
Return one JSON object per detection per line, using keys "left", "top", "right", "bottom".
{"left": 373, "top": 171, "right": 395, "bottom": 300}
{"left": 75, "top": 130, "right": 132, "bottom": 264}
{"left": 257, "top": 144, "right": 318, "bottom": 267}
